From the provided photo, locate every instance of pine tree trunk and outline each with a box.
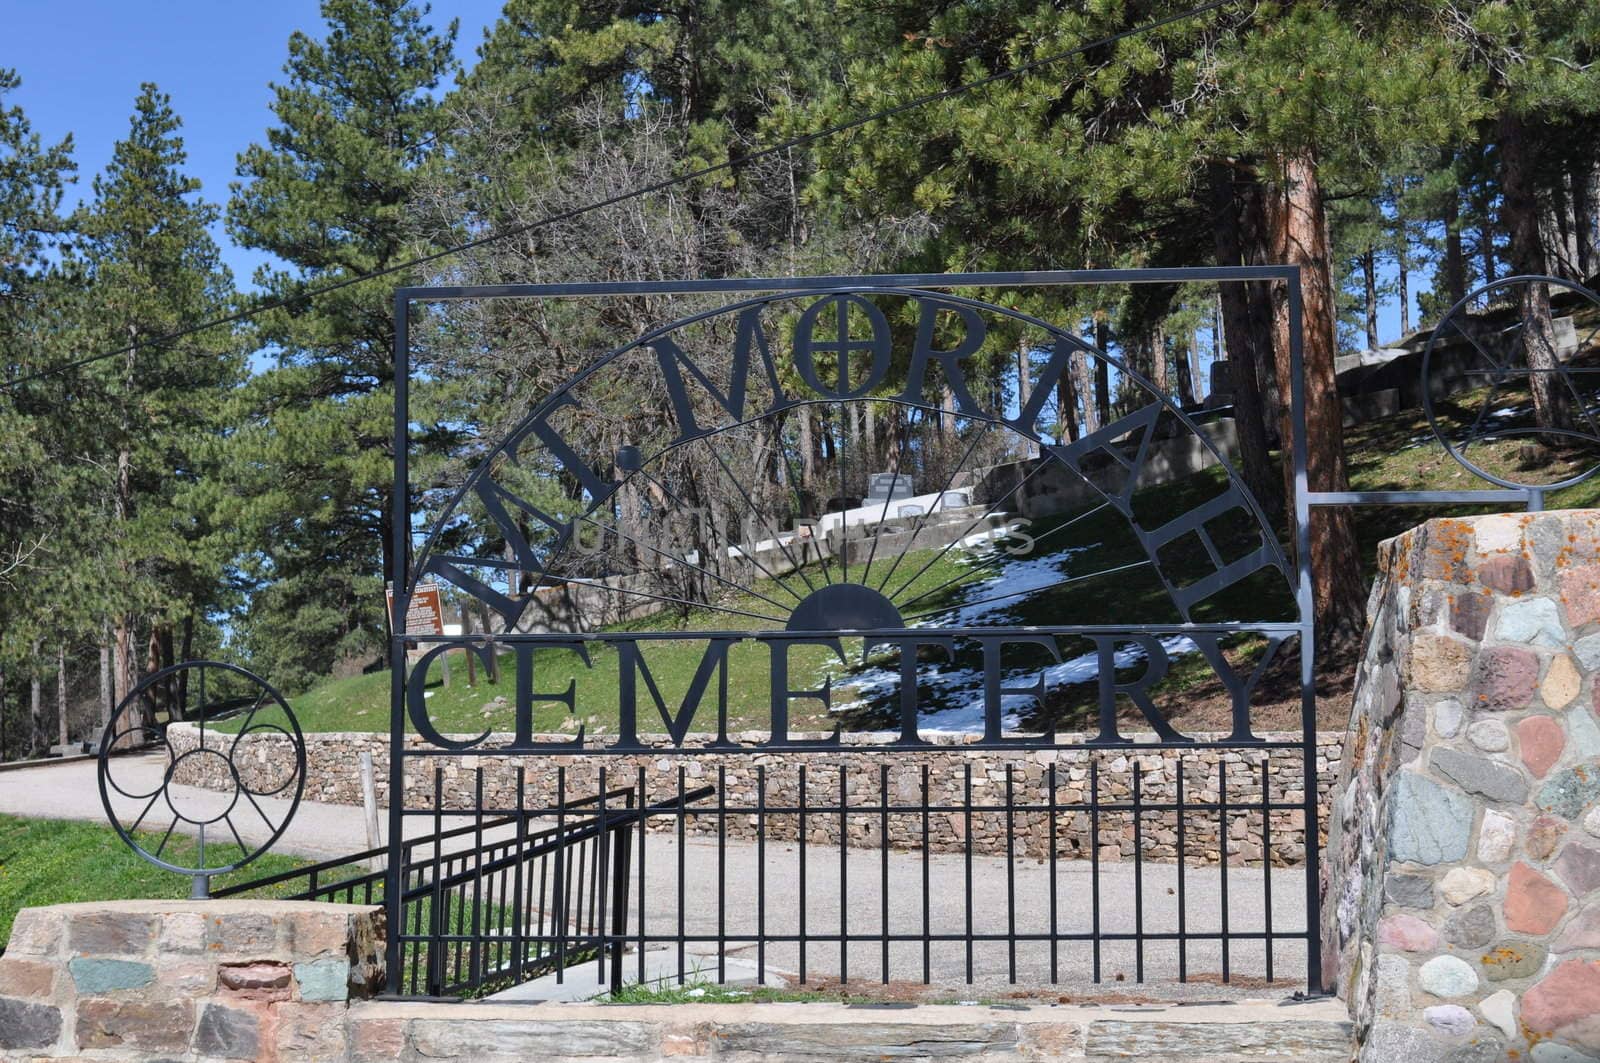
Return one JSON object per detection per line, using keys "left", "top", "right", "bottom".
{"left": 1572, "top": 152, "right": 1596, "bottom": 277}
{"left": 30, "top": 642, "right": 44, "bottom": 758}
{"left": 1058, "top": 351, "right": 1083, "bottom": 441}
{"left": 1069, "top": 350, "right": 1094, "bottom": 437}
{"left": 1499, "top": 111, "right": 1568, "bottom": 431}
{"left": 1186, "top": 330, "right": 1202, "bottom": 405}
{"left": 1540, "top": 167, "right": 1576, "bottom": 279}
{"left": 112, "top": 432, "right": 142, "bottom": 730}
{"left": 1150, "top": 326, "right": 1169, "bottom": 395}
{"left": 1584, "top": 153, "right": 1600, "bottom": 277}
{"left": 1445, "top": 184, "right": 1467, "bottom": 307}
{"left": 1266, "top": 149, "right": 1367, "bottom": 653}
{"left": 1211, "top": 295, "right": 1224, "bottom": 402}
{"left": 146, "top": 626, "right": 165, "bottom": 722}
{"left": 56, "top": 645, "right": 68, "bottom": 756}
{"left": 1561, "top": 176, "right": 1580, "bottom": 278}
{"left": 174, "top": 616, "right": 193, "bottom": 721}
{"left": 1175, "top": 334, "right": 1196, "bottom": 407}
{"left": 1397, "top": 210, "right": 1411, "bottom": 335}
{"left": 1092, "top": 314, "right": 1112, "bottom": 428}
{"left": 1016, "top": 348, "right": 1038, "bottom": 457}
{"left": 1479, "top": 199, "right": 1497, "bottom": 287}
{"left": 1362, "top": 246, "right": 1378, "bottom": 349}
{"left": 886, "top": 405, "right": 904, "bottom": 473}
{"left": 178, "top": 616, "right": 193, "bottom": 668}
{"left": 1210, "top": 162, "right": 1285, "bottom": 525}
{"left": 99, "top": 631, "right": 112, "bottom": 733}
{"left": 1238, "top": 176, "right": 1285, "bottom": 446}
{"left": 1398, "top": 251, "right": 1410, "bottom": 335}
{"left": 111, "top": 620, "right": 137, "bottom": 731}
{"left": 619, "top": 477, "right": 642, "bottom": 569}
{"left": 111, "top": 321, "right": 145, "bottom": 726}
{"left": 379, "top": 476, "right": 398, "bottom": 666}
{"left": 799, "top": 409, "right": 816, "bottom": 507}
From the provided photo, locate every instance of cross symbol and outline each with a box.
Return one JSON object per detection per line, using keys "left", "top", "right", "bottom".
{"left": 807, "top": 295, "right": 881, "bottom": 395}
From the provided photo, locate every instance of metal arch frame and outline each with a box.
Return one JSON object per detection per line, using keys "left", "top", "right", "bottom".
{"left": 96, "top": 659, "right": 307, "bottom": 899}
{"left": 76, "top": 267, "right": 1584, "bottom": 997}
{"left": 401, "top": 283, "right": 1294, "bottom": 616}
{"left": 388, "top": 265, "right": 1336, "bottom": 994}
{"left": 392, "top": 266, "right": 1315, "bottom": 625}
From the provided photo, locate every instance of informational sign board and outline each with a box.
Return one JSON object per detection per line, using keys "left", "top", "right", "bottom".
{"left": 387, "top": 583, "right": 445, "bottom": 637}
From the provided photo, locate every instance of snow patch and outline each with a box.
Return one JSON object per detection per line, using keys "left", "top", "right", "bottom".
{"left": 820, "top": 537, "right": 1198, "bottom": 733}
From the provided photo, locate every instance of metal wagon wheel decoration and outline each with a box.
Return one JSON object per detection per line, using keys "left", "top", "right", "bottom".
{"left": 96, "top": 660, "right": 306, "bottom": 897}
{"left": 1422, "top": 274, "right": 1600, "bottom": 495}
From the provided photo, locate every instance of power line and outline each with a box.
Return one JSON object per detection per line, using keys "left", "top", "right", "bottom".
{"left": 1, "top": 0, "right": 1233, "bottom": 393}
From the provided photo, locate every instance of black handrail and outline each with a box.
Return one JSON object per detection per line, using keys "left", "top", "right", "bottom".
{"left": 403, "top": 786, "right": 713, "bottom": 903}
{"left": 212, "top": 786, "right": 635, "bottom": 898}
{"left": 217, "top": 783, "right": 717, "bottom": 997}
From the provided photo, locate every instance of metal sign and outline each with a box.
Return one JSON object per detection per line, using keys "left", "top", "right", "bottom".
{"left": 392, "top": 272, "right": 1304, "bottom": 756}
{"left": 97, "top": 660, "right": 305, "bottom": 899}
{"left": 388, "top": 581, "right": 445, "bottom": 638}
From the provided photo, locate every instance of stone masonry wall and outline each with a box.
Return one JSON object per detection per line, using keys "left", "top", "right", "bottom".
{"left": 171, "top": 722, "right": 1341, "bottom": 867}
{"left": 0, "top": 900, "right": 382, "bottom": 1061}
{"left": 1323, "top": 511, "right": 1600, "bottom": 1062}
{"left": 0, "top": 900, "right": 1355, "bottom": 1061}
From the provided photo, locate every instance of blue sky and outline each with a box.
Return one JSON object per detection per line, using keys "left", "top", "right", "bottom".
{"left": 8, "top": 0, "right": 505, "bottom": 289}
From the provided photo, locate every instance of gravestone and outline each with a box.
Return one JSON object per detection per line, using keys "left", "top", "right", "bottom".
{"left": 1207, "top": 360, "right": 1234, "bottom": 405}
{"left": 865, "top": 471, "right": 913, "bottom": 502}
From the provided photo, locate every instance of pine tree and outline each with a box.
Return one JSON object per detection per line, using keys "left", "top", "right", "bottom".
{"left": 0, "top": 68, "right": 73, "bottom": 600}
{"left": 1447, "top": 0, "right": 1600, "bottom": 431}
{"left": 812, "top": 1, "right": 1483, "bottom": 650}
{"left": 227, "top": 0, "right": 457, "bottom": 689}
{"left": 0, "top": 70, "right": 74, "bottom": 755}
{"left": 67, "top": 84, "right": 241, "bottom": 713}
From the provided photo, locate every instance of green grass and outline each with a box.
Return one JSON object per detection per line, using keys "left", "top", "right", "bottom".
{"left": 0, "top": 814, "right": 564, "bottom": 1001}
{"left": 605, "top": 979, "right": 840, "bottom": 1004}
{"left": 602, "top": 978, "right": 1018, "bottom": 1005}
{"left": 0, "top": 814, "right": 327, "bottom": 945}
{"left": 1330, "top": 359, "right": 1600, "bottom": 632}
{"left": 236, "top": 545, "right": 992, "bottom": 737}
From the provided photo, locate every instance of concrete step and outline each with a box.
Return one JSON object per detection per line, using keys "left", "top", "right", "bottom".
{"left": 353, "top": 996, "right": 1354, "bottom": 1061}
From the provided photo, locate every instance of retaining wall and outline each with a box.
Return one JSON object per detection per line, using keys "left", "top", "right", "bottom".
{"left": 171, "top": 723, "right": 1340, "bottom": 866}
{"left": 978, "top": 418, "right": 1239, "bottom": 520}
{"left": 0, "top": 900, "right": 1354, "bottom": 1061}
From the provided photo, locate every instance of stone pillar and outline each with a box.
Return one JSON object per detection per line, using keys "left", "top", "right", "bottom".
{"left": 1324, "top": 512, "right": 1600, "bottom": 1061}
{"left": 0, "top": 900, "right": 383, "bottom": 1061}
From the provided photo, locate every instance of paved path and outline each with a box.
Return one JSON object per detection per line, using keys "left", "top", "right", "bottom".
{"left": 1, "top": 754, "right": 388, "bottom": 861}
{"left": 0, "top": 755, "right": 1309, "bottom": 1000}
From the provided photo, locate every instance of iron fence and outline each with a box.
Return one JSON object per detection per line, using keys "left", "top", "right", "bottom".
{"left": 219, "top": 780, "right": 719, "bottom": 996}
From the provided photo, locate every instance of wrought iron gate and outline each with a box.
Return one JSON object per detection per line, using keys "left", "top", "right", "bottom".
{"left": 90, "top": 269, "right": 1596, "bottom": 998}
{"left": 386, "top": 267, "right": 1327, "bottom": 996}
